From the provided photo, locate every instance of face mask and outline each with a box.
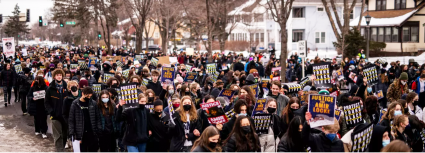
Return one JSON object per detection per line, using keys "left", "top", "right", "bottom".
{"left": 394, "top": 110, "right": 402, "bottom": 116}
{"left": 413, "top": 100, "right": 419, "bottom": 106}
{"left": 326, "top": 133, "right": 336, "bottom": 141}
{"left": 367, "top": 87, "right": 372, "bottom": 93}
{"left": 345, "top": 60, "right": 348, "bottom": 63}
{"left": 148, "top": 97, "right": 154, "bottom": 102}
{"left": 185, "top": 91, "right": 190, "bottom": 95}
{"left": 173, "top": 103, "right": 180, "bottom": 108}
{"left": 183, "top": 104, "right": 191, "bottom": 111}
{"left": 218, "top": 87, "right": 223, "bottom": 90}
{"left": 401, "top": 81, "right": 406, "bottom": 85}
{"left": 102, "top": 98, "right": 109, "bottom": 103}
{"left": 71, "top": 86, "right": 78, "bottom": 92}
{"left": 168, "top": 90, "right": 174, "bottom": 95}
{"left": 154, "top": 111, "right": 162, "bottom": 116}
{"left": 356, "top": 58, "right": 360, "bottom": 61}
{"left": 382, "top": 139, "right": 390, "bottom": 147}
{"left": 267, "top": 107, "right": 276, "bottom": 114}
{"left": 209, "top": 142, "right": 218, "bottom": 149}
{"left": 111, "top": 83, "right": 118, "bottom": 88}
{"left": 404, "top": 108, "right": 409, "bottom": 114}
{"left": 290, "top": 108, "right": 298, "bottom": 112}
{"left": 83, "top": 97, "right": 90, "bottom": 102}
{"left": 241, "top": 126, "right": 251, "bottom": 133}
{"left": 139, "top": 104, "right": 145, "bottom": 108}
{"left": 238, "top": 113, "right": 247, "bottom": 117}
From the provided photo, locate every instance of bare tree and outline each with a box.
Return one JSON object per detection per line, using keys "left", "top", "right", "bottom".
{"left": 122, "top": 0, "right": 153, "bottom": 54}
{"left": 93, "top": 0, "right": 119, "bottom": 54}
{"left": 267, "top": 0, "right": 294, "bottom": 82}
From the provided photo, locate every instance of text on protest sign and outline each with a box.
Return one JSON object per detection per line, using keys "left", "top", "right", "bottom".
{"left": 308, "top": 94, "right": 336, "bottom": 128}
{"left": 200, "top": 101, "right": 228, "bottom": 124}
{"left": 33, "top": 90, "right": 46, "bottom": 100}
{"left": 252, "top": 98, "right": 267, "bottom": 116}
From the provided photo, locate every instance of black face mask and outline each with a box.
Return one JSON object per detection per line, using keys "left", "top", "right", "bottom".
{"left": 414, "top": 100, "right": 419, "bottom": 106}
{"left": 267, "top": 107, "right": 276, "bottom": 114}
{"left": 185, "top": 91, "right": 190, "bottom": 95}
{"left": 209, "top": 142, "right": 218, "bottom": 149}
{"left": 177, "top": 88, "right": 181, "bottom": 93}
{"left": 183, "top": 104, "right": 191, "bottom": 111}
{"left": 218, "top": 87, "right": 223, "bottom": 90}
{"left": 56, "top": 80, "right": 62, "bottom": 84}
{"left": 241, "top": 126, "right": 251, "bottom": 134}
{"left": 148, "top": 97, "right": 154, "bottom": 103}
{"left": 404, "top": 107, "right": 409, "bottom": 113}
{"left": 71, "top": 86, "right": 78, "bottom": 92}
{"left": 234, "top": 90, "right": 239, "bottom": 95}
{"left": 83, "top": 97, "right": 90, "bottom": 102}
{"left": 85, "top": 74, "right": 90, "bottom": 78}
{"left": 154, "top": 111, "right": 162, "bottom": 116}
{"left": 111, "top": 84, "right": 118, "bottom": 88}
{"left": 290, "top": 108, "right": 298, "bottom": 112}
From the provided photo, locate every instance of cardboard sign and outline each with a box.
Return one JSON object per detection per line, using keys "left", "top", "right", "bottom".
{"left": 169, "top": 57, "right": 178, "bottom": 64}
{"left": 200, "top": 101, "right": 228, "bottom": 124}
{"left": 33, "top": 90, "right": 46, "bottom": 100}
{"left": 186, "top": 48, "right": 194, "bottom": 55}
{"left": 252, "top": 98, "right": 267, "bottom": 116}
{"left": 308, "top": 94, "right": 336, "bottom": 128}
{"left": 157, "top": 56, "right": 170, "bottom": 65}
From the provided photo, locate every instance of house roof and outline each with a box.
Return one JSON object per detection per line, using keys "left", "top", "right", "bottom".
{"left": 350, "top": 2, "right": 425, "bottom": 27}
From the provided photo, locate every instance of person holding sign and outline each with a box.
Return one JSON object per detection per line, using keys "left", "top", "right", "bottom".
{"left": 96, "top": 90, "right": 118, "bottom": 152}
{"left": 303, "top": 112, "right": 344, "bottom": 152}
{"left": 146, "top": 100, "right": 172, "bottom": 152}
{"left": 27, "top": 76, "right": 49, "bottom": 139}
{"left": 191, "top": 126, "right": 222, "bottom": 152}
{"left": 259, "top": 99, "right": 283, "bottom": 152}
{"left": 116, "top": 94, "right": 151, "bottom": 152}
{"left": 223, "top": 116, "right": 261, "bottom": 152}
{"left": 169, "top": 96, "right": 201, "bottom": 152}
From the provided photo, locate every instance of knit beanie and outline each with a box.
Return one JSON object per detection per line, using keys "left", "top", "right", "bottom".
{"left": 399, "top": 72, "right": 408, "bottom": 80}
{"left": 154, "top": 100, "right": 163, "bottom": 107}
{"left": 79, "top": 79, "right": 89, "bottom": 88}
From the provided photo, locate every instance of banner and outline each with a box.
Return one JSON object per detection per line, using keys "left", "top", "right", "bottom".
{"left": 252, "top": 98, "right": 267, "bottom": 116}
{"left": 78, "top": 60, "right": 88, "bottom": 69}
{"left": 300, "top": 76, "right": 310, "bottom": 87}
{"left": 376, "top": 90, "right": 384, "bottom": 100}
{"left": 92, "top": 84, "right": 102, "bottom": 95}
{"left": 207, "top": 63, "right": 216, "bottom": 75}
{"left": 122, "top": 69, "right": 130, "bottom": 78}
{"left": 161, "top": 67, "right": 175, "bottom": 87}
{"left": 225, "top": 108, "right": 235, "bottom": 119}
{"left": 312, "top": 62, "right": 332, "bottom": 89}
{"left": 70, "top": 64, "right": 78, "bottom": 72}
{"left": 308, "top": 94, "right": 336, "bottom": 128}
{"left": 341, "top": 100, "right": 363, "bottom": 128}
{"left": 14, "top": 64, "right": 22, "bottom": 74}
{"left": 2, "top": 37, "right": 15, "bottom": 58}
{"left": 141, "top": 78, "right": 149, "bottom": 86}
{"left": 89, "top": 57, "right": 97, "bottom": 68}
{"left": 184, "top": 72, "right": 197, "bottom": 82}
{"left": 119, "top": 83, "right": 139, "bottom": 109}
{"left": 169, "top": 57, "right": 178, "bottom": 64}
{"left": 282, "top": 83, "right": 302, "bottom": 93}
{"left": 200, "top": 101, "right": 228, "bottom": 124}
{"left": 247, "top": 84, "right": 259, "bottom": 98}
{"left": 363, "top": 65, "right": 379, "bottom": 86}
{"left": 151, "top": 57, "right": 159, "bottom": 67}
{"left": 351, "top": 123, "right": 374, "bottom": 152}
{"left": 253, "top": 114, "right": 272, "bottom": 134}
{"left": 103, "top": 73, "right": 115, "bottom": 83}
{"left": 33, "top": 90, "right": 46, "bottom": 100}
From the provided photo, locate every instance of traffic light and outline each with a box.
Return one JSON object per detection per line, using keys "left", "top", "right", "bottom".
{"left": 39, "top": 16, "right": 42, "bottom": 27}
{"left": 26, "top": 9, "right": 30, "bottom": 22}
{"left": 60, "top": 21, "right": 64, "bottom": 27}
{"left": 98, "top": 32, "right": 101, "bottom": 40}
{"left": 0, "top": 14, "right": 2, "bottom": 23}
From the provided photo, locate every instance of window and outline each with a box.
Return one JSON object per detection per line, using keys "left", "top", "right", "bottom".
{"left": 403, "top": 27, "right": 410, "bottom": 42}
{"left": 378, "top": 27, "right": 384, "bottom": 42}
{"left": 411, "top": 27, "right": 419, "bottom": 42}
{"left": 385, "top": 27, "right": 392, "bottom": 42}
{"left": 293, "top": 8, "right": 305, "bottom": 18}
{"left": 242, "top": 15, "right": 251, "bottom": 23}
{"left": 392, "top": 27, "right": 398, "bottom": 42}
{"left": 260, "top": 33, "right": 264, "bottom": 42}
{"left": 315, "top": 32, "right": 325, "bottom": 43}
{"left": 371, "top": 28, "right": 377, "bottom": 41}
{"left": 350, "top": 10, "right": 354, "bottom": 19}
{"left": 376, "top": 0, "right": 387, "bottom": 10}
{"left": 250, "top": 33, "right": 254, "bottom": 42}
{"left": 227, "top": 16, "right": 234, "bottom": 23}
{"left": 255, "top": 33, "right": 260, "bottom": 42}
{"left": 395, "top": 0, "right": 406, "bottom": 9}
{"left": 292, "top": 30, "right": 304, "bottom": 42}
{"left": 317, "top": 7, "right": 324, "bottom": 11}
{"left": 361, "top": 28, "right": 365, "bottom": 37}
{"left": 254, "top": 14, "right": 264, "bottom": 22}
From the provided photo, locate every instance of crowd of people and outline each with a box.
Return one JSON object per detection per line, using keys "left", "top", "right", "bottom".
{"left": 0, "top": 45, "right": 422, "bottom": 152}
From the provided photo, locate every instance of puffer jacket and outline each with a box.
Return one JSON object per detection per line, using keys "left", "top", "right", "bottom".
{"left": 63, "top": 91, "right": 81, "bottom": 125}
{"left": 18, "top": 74, "right": 33, "bottom": 93}
{"left": 387, "top": 78, "right": 408, "bottom": 102}
{"left": 44, "top": 81, "right": 68, "bottom": 121}
{"left": 68, "top": 98, "right": 101, "bottom": 140}
{"left": 259, "top": 113, "right": 283, "bottom": 152}
{"left": 116, "top": 105, "right": 150, "bottom": 146}
{"left": 277, "top": 135, "right": 309, "bottom": 152}
{"left": 302, "top": 122, "right": 344, "bottom": 152}
{"left": 1, "top": 69, "right": 16, "bottom": 87}
{"left": 27, "top": 85, "right": 48, "bottom": 116}
{"left": 83, "top": 75, "right": 97, "bottom": 87}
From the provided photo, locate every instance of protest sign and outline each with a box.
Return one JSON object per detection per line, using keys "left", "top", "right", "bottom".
{"left": 376, "top": 90, "right": 384, "bottom": 100}
{"left": 33, "top": 90, "right": 46, "bottom": 100}
{"left": 308, "top": 94, "right": 336, "bottom": 128}
{"left": 70, "top": 64, "right": 78, "bottom": 72}
{"left": 118, "top": 83, "right": 139, "bottom": 109}
{"left": 252, "top": 98, "right": 267, "bottom": 116}
{"left": 2, "top": 37, "right": 15, "bottom": 58}
{"left": 282, "top": 83, "right": 302, "bottom": 93}
{"left": 122, "top": 69, "right": 130, "bottom": 78}
{"left": 312, "top": 62, "right": 332, "bottom": 89}
{"left": 218, "top": 89, "right": 235, "bottom": 101}
{"left": 14, "top": 64, "right": 22, "bottom": 74}
{"left": 341, "top": 100, "right": 363, "bottom": 128}
{"left": 21, "top": 49, "right": 28, "bottom": 56}
{"left": 151, "top": 57, "right": 159, "bottom": 67}
{"left": 185, "top": 65, "right": 192, "bottom": 72}
{"left": 89, "top": 57, "right": 97, "bottom": 68}
{"left": 92, "top": 84, "right": 102, "bottom": 95}
{"left": 253, "top": 114, "right": 272, "bottom": 134}
{"left": 364, "top": 65, "right": 379, "bottom": 86}
{"left": 300, "top": 76, "right": 310, "bottom": 87}
{"left": 225, "top": 108, "right": 235, "bottom": 119}
{"left": 141, "top": 78, "right": 149, "bottom": 86}
{"left": 211, "top": 72, "right": 219, "bottom": 82}
{"left": 207, "top": 63, "right": 216, "bottom": 75}
{"left": 420, "top": 130, "right": 425, "bottom": 147}
{"left": 184, "top": 72, "right": 197, "bottom": 82}
{"left": 379, "top": 108, "right": 387, "bottom": 123}
{"left": 335, "top": 109, "right": 342, "bottom": 121}
{"left": 116, "top": 61, "right": 124, "bottom": 68}
{"left": 261, "top": 80, "right": 268, "bottom": 88}
{"left": 157, "top": 56, "right": 170, "bottom": 65}
{"left": 103, "top": 73, "right": 115, "bottom": 83}
{"left": 161, "top": 67, "right": 175, "bottom": 87}
{"left": 169, "top": 57, "right": 178, "bottom": 64}
{"left": 247, "top": 84, "right": 259, "bottom": 98}
{"left": 78, "top": 60, "right": 88, "bottom": 69}
{"left": 186, "top": 48, "right": 194, "bottom": 55}
{"left": 200, "top": 101, "right": 228, "bottom": 124}
{"left": 351, "top": 123, "right": 374, "bottom": 152}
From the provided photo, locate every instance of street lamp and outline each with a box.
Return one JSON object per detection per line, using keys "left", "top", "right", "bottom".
{"left": 365, "top": 14, "right": 371, "bottom": 61}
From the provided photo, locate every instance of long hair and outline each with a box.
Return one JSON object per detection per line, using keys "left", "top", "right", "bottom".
{"left": 164, "top": 85, "right": 174, "bottom": 98}
{"left": 364, "top": 95, "right": 378, "bottom": 115}
{"left": 381, "top": 140, "right": 410, "bottom": 152}
{"left": 282, "top": 97, "right": 300, "bottom": 124}
{"left": 97, "top": 90, "right": 114, "bottom": 116}
{"left": 178, "top": 96, "right": 198, "bottom": 122}
{"left": 381, "top": 102, "right": 403, "bottom": 123}
{"left": 34, "top": 76, "right": 46, "bottom": 88}
{"left": 224, "top": 116, "right": 260, "bottom": 152}
{"left": 180, "top": 84, "right": 190, "bottom": 96}
{"left": 283, "top": 116, "right": 304, "bottom": 151}
{"left": 391, "top": 115, "right": 408, "bottom": 138}
{"left": 191, "top": 126, "right": 222, "bottom": 152}
{"left": 241, "top": 86, "right": 257, "bottom": 106}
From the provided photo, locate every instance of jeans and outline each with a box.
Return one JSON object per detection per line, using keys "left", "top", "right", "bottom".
{"left": 3, "top": 86, "right": 11, "bottom": 103}
{"left": 127, "top": 143, "right": 147, "bottom": 152}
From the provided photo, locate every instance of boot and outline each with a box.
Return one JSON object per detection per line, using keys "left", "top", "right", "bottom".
{"left": 4, "top": 103, "right": 7, "bottom": 107}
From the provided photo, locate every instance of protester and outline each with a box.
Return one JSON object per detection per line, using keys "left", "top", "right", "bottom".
{"left": 277, "top": 116, "right": 306, "bottom": 152}
{"left": 303, "top": 112, "right": 344, "bottom": 152}
{"left": 27, "top": 76, "right": 48, "bottom": 139}
{"left": 223, "top": 115, "right": 261, "bottom": 152}
{"left": 97, "top": 90, "right": 117, "bottom": 152}
{"left": 191, "top": 126, "right": 221, "bottom": 152}
{"left": 146, "top": 100, "right": 172, "bottom": 152}
{"left": 259, "top": 98, "right": 282, "bottom": 152}
{"left": 267, "top": 81, "right": 290, "bottom": 116}
{"left": 380, "top": 140, "right": 411, "bottom": 152}
{"left": 1, "top": 63, "right": 16, "bottom": 107}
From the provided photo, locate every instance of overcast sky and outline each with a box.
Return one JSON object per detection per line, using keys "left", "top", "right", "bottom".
{"left": 0, "top": 0, "right": 54, "bottom": 28}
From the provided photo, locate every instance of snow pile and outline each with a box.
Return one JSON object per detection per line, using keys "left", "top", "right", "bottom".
{"left": 349, "top": 10, "right": 416, "bottom": 27}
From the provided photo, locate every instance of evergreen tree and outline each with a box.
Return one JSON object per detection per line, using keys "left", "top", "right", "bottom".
{"left": 4, "top": 4, "right": 30, "bottom": 44}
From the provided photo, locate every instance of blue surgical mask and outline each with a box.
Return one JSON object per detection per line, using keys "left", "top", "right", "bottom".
{"left": 382, "top": 139, "right": 390, "bottom": 147}
{"left": 367, "top": 87, "right": 372, "bottom": 93}
{"left": 102, "top": 98, "right": 109, "bottom": 103}
{"left": 238, "top": 113, "right": 247, "bottom": 117}
{"left": 326, "top": 133, "right": 337, "bottom": 141}
{"left": 394, "top": 110, "right": 402, "bottom": 116}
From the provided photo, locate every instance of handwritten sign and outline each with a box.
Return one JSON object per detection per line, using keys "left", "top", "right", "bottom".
{"left": 33, "top": 90, "right": 46, "bottom": 100}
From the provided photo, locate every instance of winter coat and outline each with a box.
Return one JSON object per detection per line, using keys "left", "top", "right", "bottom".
{"left": 369, "top": 125, "right": 391, "bottom": 152}
{"left": 302, "top": 122, "right": 344, "bottom": 152}
{"left": 220, "top": 116, "right": 255, "bottom": 141}
{"left": 27, "top": 85, "right": 48, "bottom": 116}
{"left": 18, "top": 74, "right": 33, "bottom": 93}
{"left": 99, "top": 105, "right": 118, "bottom": 135}
{"left": 277, "top": 135, "right": 308, "bottom": 152}
{"left": 412, "top": 76, "right": 424, "bottom": 95}
{"left": 259, "top": 114, "right": 283, "bottom": 152}
{"left": 233, "top": 62, "right": 245, "bottom": 72}
{"left": 44, "top": 81, "right": 68, "bottom": 121}
{"left": 83, "top": 75, "right": 97, "bottom": 87}
{"left": 169, "top": 111, "right": 201, "bottom": 152}
{"left": 1, "top": 69, "right": 16, "bottom": 87}
{"left": 116, "top": 105, "right": 150, "bottom": 146}
{"left": 267, "top": 93, "right": 290, "bottom": 117}
{"left": 191, "top": 146, "right": 210, "bottom": 152}
{"left": 224, "top": 134, "right": 261, "bottom": 152}
{"left": 387, "top": 78, "right": 408, "bottom": 102}
{"left": 68, "top": 99, "right": 101, "bottom": 140}
{"left": 146, "top": 80, "right": 163, "bottom": 97}
{"left": 146, "top": 111, "right": 172, "bottom": 152}
{"left": 63, "top": 91, "right": 81, "bottom": 124}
